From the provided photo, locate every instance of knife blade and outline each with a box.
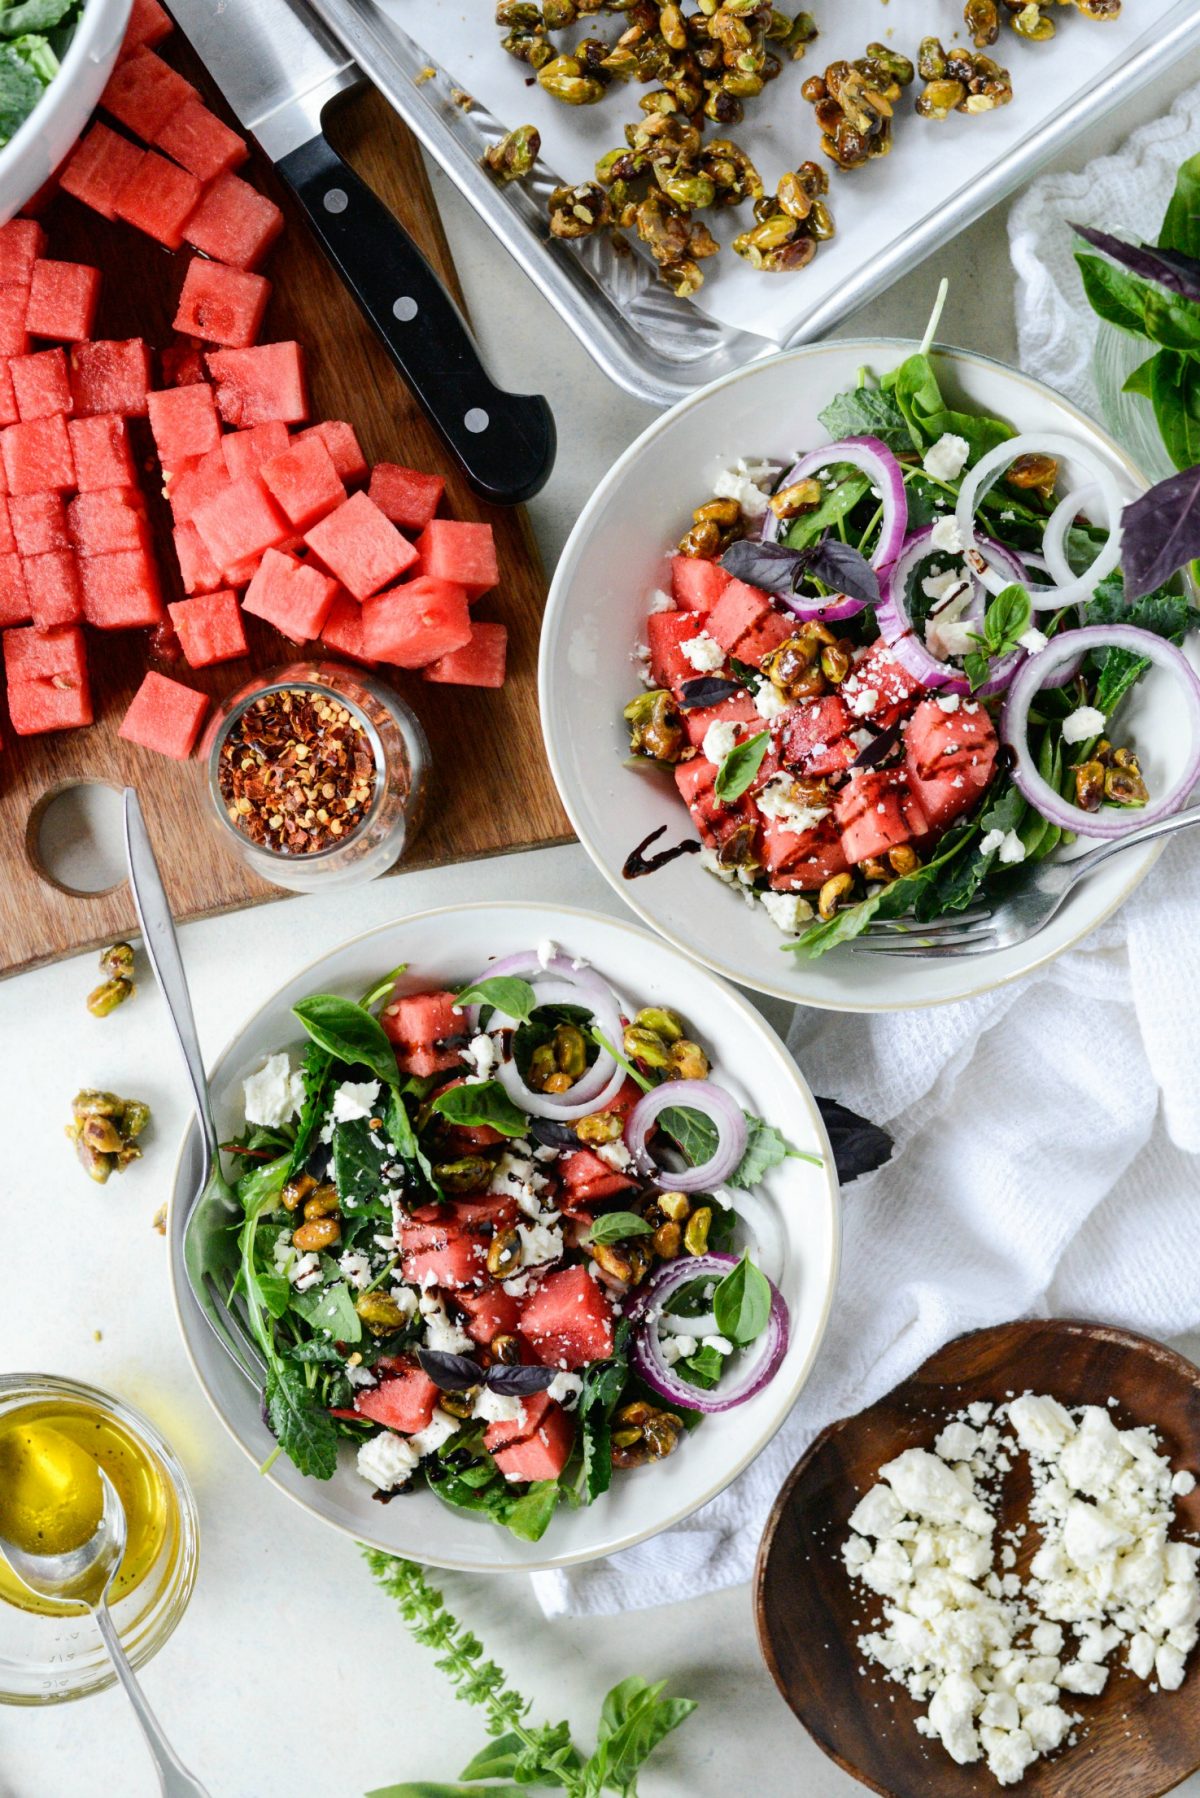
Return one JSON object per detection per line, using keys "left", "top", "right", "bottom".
{"left": 167, "top": 0, "right": 555, "bottom": 505}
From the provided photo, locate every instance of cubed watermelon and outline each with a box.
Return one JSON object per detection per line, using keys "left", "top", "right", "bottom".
{"left": 368, "top": 462, "right": 444, "bottom": 533}
{"left": 0, "top": 495, "right": 12, "bottom": 555}
{"left": 762, "top": 813, "right": 848, "bottom": 891}
{"left": 422, "top": 619, "right": 507, "bottom": 688}
{"left": 10, "top": 492, "right": 68, "bottom": 556}
{"left": 9, "top": 348, "right": 72, "bottom": 421}
{"left": 670, "top": 553, "right": 729, "bottom": 613}
{"left": 168, "top": 589, "right": 247, "bottom": 667}
{"left": 491, "top": 1398, "right": 574, "bottom": 1483}
{"left": 0, "top": 554, "right": 29, "bottom": 625}
{"left": 558, "top": 1147, "right": 638, "bottom": 1211}
{"left": 2, "top": 415, "right": 74, "bottom": 494}
{"left": 455, "top": 1285, "right": 521, "bottom": 1348}
{"left": 118, "top": 668, "right": 208, "bottom": 758}
{"left": 646, "top": 609, "right": 704, "bottom": 691}
{"left": 415, "top": 518, "right": 497, "bottom": 601}
{"left": 834, "top": 768, "right": 929, "bottom": 867}
{"left": 172, "top": 518, "right": 222, "bottom": 595}
{"left": 683, "top": 688, "right": 759, "bottom": 749}
{"left": 705, "top": 577, "right": 792, "bottom": 666}
{"left": 155, "top": 97, "right": 247, "bottom": 182}
{"left": 398, "top": 1217, "right": 487, "bottom": 1290}
{"left": 68, "top": 413, "right": 135, "bottom": 490}
{"left": 4, "top": 622, "right": 90, "bottom": 733}
{"left": 205, "top": 342, "right": 306, "bottom": 429}
{"left": 779, "top": 694, "right": 857, "bottom": 778}
{"left": 221, "top": 421, "right": 287, "bottom": 483}
{"left": 166, "top": 444, "right": 229, "bottom": 524}
{"left": 903, "top": 696, "right": 998, "bottom": 832}
{"left": 0, "top": 283, "right": 29, "bottom": 356}
{"left": 113, "top": 150, "right": 202, "bottom": 250}
{"left": 242, "top": 547, "right": 336, "bottom": 640}
{"left": 80, "top": 546, "right": 163, "bottom": 628}
{"left": 102, "top": 47, "right": 195, "bottom": 138}
{"left": 25, "top": 260, "right": 101, "bottom": 342}
{"left": 59, "top": 124, "right": 144, "bottom": 222}
{"left": 382, "top": 989, "right": 463, "bottom": 1077}
{"left": 159, "top": 340, "right": 208, "bottom": 388}
{"left": 7, "top": 677, "right": 92, "bottom": 733}
{"left": 519, "top": 1265, "right": 615, "bottom": 1369}
{"left": 68, "top": 489, "right": 148, "bottom": 557}
{"left": 184, "top": 172, "right": 284, "bottom": 270}
{"left": 23, "top": 551, "right": 82, "bottom": 629}
{"left": 0, "top": 220, "right": 44, "bottom": 284}
{"left": 259, "top": 434, "right": 344, "bottom": 531}
{"left": 841, "top": 640, "right": 925, "bottom": 730}
{"left": 295, "top": 419, "right": 367, "bottom": 487}
{"left": 172, "top": 256, "right": 269, "bottom": 348}
{"left": 318, "top": 589, "right": 376, "bottom": 666}
{"left": 352, "top": 1358, "right": 439, "bottom": 1435}
{"left": 192, "top": 476, "right": 286, "bottom": 578}
{"left": 120, "top": 0, "right": 172, "bottom": 57}
{"left": 305, "top": 490, "right": 416, "bottom": 600}
{"left": 363, "top": 576, "right": 471, "bottom": 668}
{"left": 69, "top": 338, "right": 152, "bottom": 417}
{"left": 147, "top": 380, "right": 220, "bottom": 470}
{"left": 0, "top": 360, "right": 16, "bottom": 427}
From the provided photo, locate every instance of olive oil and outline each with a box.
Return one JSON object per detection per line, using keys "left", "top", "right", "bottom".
{"left": 0, "top": 1399, "right": 171, "bottom": 1618}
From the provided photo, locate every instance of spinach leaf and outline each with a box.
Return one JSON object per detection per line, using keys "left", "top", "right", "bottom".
{"left": 817, "top": 383, "right": 911, "bottom": 453}
{"left": 286, "top": 1338, "right": 347, "bottom": 1365}
{"left": 265, "top": 1362, "right": 339, "bottom": 1480}
{"left": 787, "top": 817, "right": 980, "bottom": 957}
{"left": 431, "top": 1078, "right": 527, "bottom": 1138}
{"left": 578, "top": 1318, "right": 632, "bottom": 1421}
{"left": 914, "top": 782, "right": 1026, "bottom": 921}
{"left": 331, "top": 1116, "right": 397, "bottom": 1208}
{"left": 714, "top": 730, "right": 768, "bottom": 803}
{"left": 1151, "top": 349, "right": 1200, "bottom": 470}
{"left": 293, "top": 993, "right": 400, "bottom": 1091}
{"left": 782, "top": 471, "right": 871, "bottom": 549}
{"left": 503, "top": 1480, "right": 562, "bottom": 1543}
{"left": 286, "top": 1043, "right": 333, "bottom": 1179}
{"left": 585, "top": 1211, "right": 653, "bottom": 1246}
{"left": 0, "top": 0, "right": 75, "bottom": 32}
{"left": 0, "top": 38, "right": 43, "bottom": 136}
{"left": 882, "top": 351, "right": 1013, "bottom": 460}
{"left": 453, "top": 975, "right": 536, "bottom": 1024}
{"left": 712, "top": 1252, "right": 772, "bottom": 1347}
{"left": 1160, "top": 153, "right": 1200, "bottom": 260}
{"left": 579, "top": 1410, "right": 613, "bottom": 1504}
{"left": 291, "top": 1278, "right": 362, "bottom": 1344}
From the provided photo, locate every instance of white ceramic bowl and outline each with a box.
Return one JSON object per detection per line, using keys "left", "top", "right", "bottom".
{"left": 169, "top": 902, "right": 840, "bottom": 1572}
{"left": 0, "top": 0, "right": 130, "bottom": 224}
{"left": 540, "top": 339, "right": 1195, "bottom": 1011}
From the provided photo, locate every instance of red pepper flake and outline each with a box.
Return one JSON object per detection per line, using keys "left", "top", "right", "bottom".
{"left": 217, "top": 685, "right": 377, "bottom": 855}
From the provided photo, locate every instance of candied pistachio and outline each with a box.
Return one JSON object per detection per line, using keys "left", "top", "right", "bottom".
{"left": 769, "top": 477, "right": 822, "bottom": 518}
{"left": 487, "top": 1226, "right": 522, "bottom": 1278}
{"left": 652, "top": 1220, "right": 682, "bottom": 1257}
{"left": 590, "top": 1235, "right": 654, "bottom": 1284}
{"left": 916, "top": 40, "right": 1013, "bottom": 116}
{"left": 803, "top": 50, "right": 912, "bottom": 172}
{"left": 714, "top": 817, "right": 761, "bottom": 875}
{"left": 575, "top": 1108, "right": 625, "bottom": 1145}
{"left": 623, "top": 1022, "right": 673, "bottom": 1070}
{"left": 1002, "top": 0, "right": 1055, "bottom": 36}
{"left": 281, "top": 1172, "right": 317, "bottom": 1212}
{"left": 537, "top": 52, "right": 607, "bottom": 103}
{"left": 611, "top": 1399, "right": 685, "bottom": 1467}
{"left": 818, "top": 871, "right": 855, "bottom": 919}
{"left": 965, "top": 0, "right": 1001, "bottom": 45}
{"left": 1105, "top": 761, "right": 1148, "bottom": 807}
{"left": 1074, "top": 758, "right": 1105, "bottom": 812}
{"left": 733, "top": 162, "right": 831, "bottom": 269}
{"left": 888, "top": 844, "right": 921, "bottom": 876}
{"left": 439, "top": 1388, "right": 479, "bottom": 1419}
{"left": 302, "top": 1183, "right": 340, "bottom": 1221}
{"left": 768, "top": 8, "right": 818, "bottom": 58}
{"left": 1006, "top": 451, "right": 1058, "bottom": 499}
{"left": 700, "top": 137, "right": 764, "bottom": 206}
{"left": 633, "top": 1004, "right": 685, "bottom": 1043}
{"left": 434, "top": 1155, "right": 496, "bottom": 1194}
{"left": 87, "top": 976, "right": 134, "bottom": 1019}
{"left": 683, "top": 1205, "right": 713, "bottom": 1255}
{"left": 67, "top": 1088, "right": 149, "bottom": 1184}
{"left": 294, "top": 1215, "right": 340, "bottom": 1252}
{"left": 482, "top": 124, "right": 541, "bottom": 184}
{"left": 548, "top": 181, "right": 612, "bottom": 238}
{"left": 819, "top": 639, "right": 853, "bottom": 684}
{"left": 489, "top": 1333, "right": 522, "bottom": 1365}
{"left": 356, "top": 1290, "right": 409, "bottom": 1336}
{"left": 98, "top": 941, "right": 135, "bottom": 981}
{"left": 624, "top": 688, "right": 687, "bottom": 764}
{"left": 669, "top": 1037, "right": 710, "bottom": 1080}
{"left": 763, "top": 630, "right": 823, "bottom": 700}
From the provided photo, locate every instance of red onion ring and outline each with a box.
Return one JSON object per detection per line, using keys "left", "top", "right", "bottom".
{"left": 624, "top": 1080, "right": 747, "bottom": 1193}
{"left": 625, "top": 1253, "right": 789, "bottom": 1414}
{"left": 762, "top": 435, "right": 909, "bottom": 576}
{"left": 877, "top": 527, "right": 1028, "bottom": 697}
{"left": 956, "top": 434, "right": 1123, "bottom": 610}
{"left": 461, "top": 950, "right": 628, "bottom": 1120}
{"left": 1000, "top": 625, "right": 1200, "bottom": 840}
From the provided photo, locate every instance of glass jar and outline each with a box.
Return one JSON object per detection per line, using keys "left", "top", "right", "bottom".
{"left": 0, "top": 1374, "right": 199, "bottom": 1706}
{"left": 202, "top": 661, "right": 429, "bottom": 893}
{"left": 1092, "top": 322, "right": 1175, "bottom": 485}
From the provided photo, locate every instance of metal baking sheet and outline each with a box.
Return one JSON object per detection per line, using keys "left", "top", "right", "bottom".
{"left": 308, "top": 0, "right": 1200, "bottom": 405}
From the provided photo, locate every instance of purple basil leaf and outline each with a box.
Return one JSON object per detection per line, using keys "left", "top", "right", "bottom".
{"left": 850, "top": 721, "right": 902, "bottom": 769}
{"left": 1121, "top": 467, "right": 1200, "bottom": 598}
{"left": 417, "top": 1349, "right": 482, "bottom": 1392}
{"left": 528, "top": 1117, "right": 582, "bottom": 1150}
{"left": 485, "top": 1363, "right": 558, "bottom": 1396}
{"left": 678, "top": 675, "right": 743, "bottom": 710}
{"left": 721, "top": 537, "right": 809, "bottom": 593}
{"left": 1071, "top": 221, "right": 1200, "bottom": 306}
{"left": 802, "top": 537, "right": 880, "bottom": 607}
{"left": 815, "top": 1096, "right": 893, "bottom": 1184}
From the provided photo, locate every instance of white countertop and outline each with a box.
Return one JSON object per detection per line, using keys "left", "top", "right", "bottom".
{"left": 5, "top": 60, "right": 1200, "bottom": 1798}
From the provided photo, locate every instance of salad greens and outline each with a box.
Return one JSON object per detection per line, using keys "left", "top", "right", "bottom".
{"left": 0, "top": 0, "right": 83, "bottom": 145}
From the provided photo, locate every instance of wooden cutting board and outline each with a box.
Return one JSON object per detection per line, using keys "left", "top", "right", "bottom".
{"left": 0, "top": 44, "right": 571, "bottom": 980}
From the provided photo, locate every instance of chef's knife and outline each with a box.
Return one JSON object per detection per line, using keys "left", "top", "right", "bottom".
{"left": 167, "top": 0, "right": 555, "bottom": 505}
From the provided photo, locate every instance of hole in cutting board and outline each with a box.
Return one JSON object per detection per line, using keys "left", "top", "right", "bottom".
{"left": 27, "top": 781, "right": 127, "bottom": 897}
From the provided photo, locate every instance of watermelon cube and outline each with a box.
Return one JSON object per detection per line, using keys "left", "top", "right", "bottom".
{"left": 147, "top": 380, "right": 220, "bottom": 470}
{"left": 0, "top": 220, "right": 44, "bottom": 284}
{"left": 683, "top": 688, "right": 759, "bottom": 749}
{"left": 490, "top": 1398, "right": 574, "bottom": 1483}
{"left": 670, "top": 553, "right": 729, "bottom": 613}
{"left": 23, "top": 552, "right": 82, "bottom": 629}
{"left": 172, "top": 257, "right": 268, "bottom": 350}
{"left": 903, "top": 696, "right": 998, "bottom": 832}
{"left": 762, "top": 814, "right": 849, "bottom": 891}
{"left": 80, "top": 546, "right": 163, "bottom": 628}
{"left": 168, "top": 589, "right": 247, "bottom": 667}
{"left": 242, "top": 547, "right": 336, "bottom": 640}
{"left": 0, "top": 554, "right": 29, "bottom": 625}
{"left": 305, "top": 490, "right": 415, "bottom": 601}
{"left": 7, "top": 676, "right": 92, "bottom": 733}
{"left": 68, "top": 489, "right": 148, "bottom": 557}
{"left": 415, "top": 518, "right": 497, "bottom": 601}
{"left": 222, "top": 421, "right": 288, "bottom": 482}
{"left": 367, "top": 462, "right": 444, "bottom": 534}
{"left": 69, "top": 339, "right": 152, "bottom": 417}
{"left": 258, "top": 435, "right": 344, "bottom": 532}
{"left": 0, "top": 495, "right": 12, "bottom": 554}
{"left": 422, "top": 620, "right": 507, "bottom": 689}
{"left": 353, "top": 1358, "right": 439, "bottom": 1436}
{"left": 102, "top": 47, "right": 195, "bottom": 138}
{"left": 172, "top": 519, "right": 223, "bottom": 595}
{"left": 295, "top": 419, "right": 367, "bottom": 487}
{"left": 646, "top": 609, "right": 704, "bottom": 692}
{"left": 0, "top": 283, "right": 29, "bottom": 356}
{"left": 518, "top": 1265, "right": 615, "bottom": 1368}
{"left": 159, "top": 341, "right": 207, "bottom": 388}
{"left": 9, "top": 348, "right": 72, "bottom": 421}
{"left": 25, "top": 260, "right": 101, "bottom": 343}
{"left": 363, "top": 576, "right": 470, "bottom": 669}
{"left": 381, "top": 989, "right": 462, "bottom": 1077}
{"left": 557, "top": 1147, "right": 638, "bottom": 1213}
{"left": 192, "top": 476, "right": 286, "bottom": 579}
{"left": 166, "top": 443, "right": 229, "bottom": 524}
{"left": 205, "top": 342, "right": 306, "bottom": 430}
{"left": 184, "top": 172, "right": 284, "bottom": 270}
{"left": 318, "top": 589, "right": 376, "bottom": 666}
{"left": 67, "top": 413, "right": 135, "bottom": 491}
{"left": 59, "top": 124, "right": 144, "bottom": 223}
{"left": 398, "top": 1218, "right": 487, "bottom": 1290}
{"left": 779, "top": 695, "right": 857, "bottom": 778}
{"left": 0, "top": 360, "right": 16, "bottom": 427}
{"left": 2, "top": 416, "right": 73, "bottom": 495}
{"left": 455, "top": 1286, "right": 521, "bottom": 1347}
{"left": 841, "top": 640, "right": 924, "bottom": 730}
{"left": 120, "top": 0, "right": 172, "bottom": 57}
{"left": 705, "top": 578, "right": 792, "bottom": 666}
{"left": 10, "top": 493, "right": 67, "bottom": 556}
{"left": 155, "top": 97, "right": 247, "bottom": 183}
{"left": 119, "top": 669, "right": 208, "bottom": 758}
{"left": 834, "top": 768, "right": 929, "bottom": 867}
{"left": 4, "top": 622, "right": 90, "bottom": 734}
{"left": 113, "top": 150, "right": 202, "bottom": 250}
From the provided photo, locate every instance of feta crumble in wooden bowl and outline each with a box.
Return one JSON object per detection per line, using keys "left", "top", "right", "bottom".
{"left": 754, "top": 1319, "right": 1200, "bottom": 1796}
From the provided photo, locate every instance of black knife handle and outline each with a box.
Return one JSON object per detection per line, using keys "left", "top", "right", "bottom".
{"left": 277, "top": 133, "right": 556, "bottom": 506}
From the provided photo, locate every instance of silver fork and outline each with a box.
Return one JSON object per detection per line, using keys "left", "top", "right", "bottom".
{"left": 123, "top": 789, "right": 265, "bottom": 1385}
{"left": 849, "top": 802, "right": 1200, "bottom": 958}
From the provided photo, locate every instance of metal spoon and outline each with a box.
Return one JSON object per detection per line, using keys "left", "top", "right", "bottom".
{"left": 0, "top": 1469, "right": 209, "bottom": 1795}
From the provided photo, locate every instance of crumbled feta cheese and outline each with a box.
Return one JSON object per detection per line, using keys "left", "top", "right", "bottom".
{"left": 357, "top": 1431, "right": 419, "bottom": 1492}
{"left": 338, "top": 1251, "right": 372, "bottom": 1290}
{"left": 517, "top": 1220, "right": 565, "bottom": 1268}
{"left": 461, "top": 1032, "right": 499, "bottom": 1082}
{"left": 848, "top": 686, "right": 879, "bottom": 718}
{"left": 594, "top": 1139, "right": 634, "bottom": 1173}
{"left": 924, "top": 579, "right": 978, "bottom": 661}
{"left": 536, "top": 939, "right": 558, "bottom": 969}
{"left": 701, "top": 718, "right": 739, "bottom": 764}
{"left": 759, "top": 889, "right": 814, "bottom": 935}
{"left": 710, "top": 457, "right": 779, "bottom": 519}
{"left": 647, "top": 587, "right": 674, "bottom": 613}
{"left": 756, "top": 772, "right": 829, "bottom": 834}
{"left": 659, "top": 1332, "right": 697, "bottom": 1367}
{"left": 388, "top": 1286, "right": 418, "bottom": 1322}
{"left": 1173, "top": 1470, "right": 1196, "bottom": 1496}
{"left": 472, "top": 1387, "right": 524, "bottom": 1425}
{"left": 243, "top": 1052, "right": 304, "bottom": 1128}
{"left": 753, "top": 679, "right": 787, "bottom": 720}
{"left": 420, "top": 1296, "right": 472, "bottom": 1355}
{"left": 273, "top": 1233, "right": 324, "bottom": 1292}
{"left": 631, "top": 641, "right": 654, "bottom": 688}
{"left": 1018, "top": 627, "right": 1049, "bottom": 654}
{"left": 937, "top": 694, "right": 961, "bottom": 713}
{"left": 345, "top": 1362, "right": 377, "bottom": 1389}
{"left": 1061, "top": 705, "right": 1106, "bottom": 746}
{"left": 980, "top": 828, "right": 1026, "bottom": 865}
{"left": 547, "top": 1371, "right": 583, "bottom": 1409}
{"left": 923, "top": 433, "right": 970, "bottom": 483}
{"left": 701, "top": 1334, "right": 734, "bottom": 1356}
{"left": 330, "top": 1079, "right": 382, "bottom": 1123}
{"left": 409, "top": 1409, "right": 462, "bottom": 1459}
{"left": 930, "top": 515, "right": 965, "bottom": 554}
{"left": 683, "top": 632, "right": 727, "bottom": 674}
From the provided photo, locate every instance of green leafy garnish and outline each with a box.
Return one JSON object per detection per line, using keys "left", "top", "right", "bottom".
{"left": 431, "top": 1079, "right": 527, "bottom": 1139}
{"left": 293, "top": 993, "right": 401, "bottom": 1092}
{"left": 962, "top": 582, "right": 1032, "bottom": 691}
{"left": 713, "top": 730, "right": 768, "bottom": 803}
{"left": 585, "top": 1211, "right": 654, "bottom": 1247}
{"left": 454, "top": 975, "right": 537, "bottom": 1023}
{"left": 817, "top": 383, "right": 911, "bottom": 454}
{"left": 712, "top": 1252, "right": 772, "bottom": 1348}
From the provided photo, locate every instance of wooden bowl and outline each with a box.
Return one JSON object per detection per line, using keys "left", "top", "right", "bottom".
{"left": 754, "top": 1319, "right": 1200, "bottom": 1798}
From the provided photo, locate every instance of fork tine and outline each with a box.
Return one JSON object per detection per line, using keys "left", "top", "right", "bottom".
{"left": 849, "top": 930, "right": 1000, "bottom": 958}
{"left": 859, "top": 906, "right": 993, "bottom": 937}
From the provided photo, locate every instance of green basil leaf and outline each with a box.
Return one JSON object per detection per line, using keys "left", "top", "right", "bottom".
{"left": 712, "top": 1252, "right": 772, "bottom": 1347}
{"left": 962, "top": 649, "right": 991, "bottom": 694}
{"left": 453, "top": 975, "right": 537, "bottom": 1024}
{"left": 1077, "top": 253, "right": 1154, "bottom": 339}
{"left": 713, "top": 730, "right": 768, "bottom": 803}
{"left": 264, "top": 1362, "right": 339, "bottom": 1480}
{"left": 983, "top": 582, "right": 1032, "bottom": 654}
{"left": 291, "top": 1278, "right": 362, "bottom": 1344}
{"left": 678, "top": 1343, "right": 725, "bottom": 1390}
{"left": 1123, "top": 351, "right": 1160, "bottom": 399}
{"left": 1143, "top": 285, "right": 1200, "bottom": 353}
{"left": 292, "top": 994, "right": 399, "bottom": 1091}
{"left": 430, "top": 1078, "right": 527, "bottom": 1138}
{"left": 585, "top": 1211, "right": 654, "bottom": 1247}
{"left": 458, "top": 1735, "right": 525, "bottom": 1783}
{"left": 1151, "top": 349, "right": 1200, "bottom": 471}
{"left": 1161, "top": 152, "right": 1200, "bottom": 259}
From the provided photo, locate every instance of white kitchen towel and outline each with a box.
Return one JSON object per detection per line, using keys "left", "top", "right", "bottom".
{"left": 532, "top": 109, "right": 1200, "bottom": 1619}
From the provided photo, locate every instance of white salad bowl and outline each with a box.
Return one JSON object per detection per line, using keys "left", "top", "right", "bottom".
{"left": 540, "top": 338, "right": 1196, "bottom": 1010}
{"left": 0, "top": 0, "right": 130, "bottom": 223}
{"left": 168, "top": 901, "right": 840, "bottom": 1572}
